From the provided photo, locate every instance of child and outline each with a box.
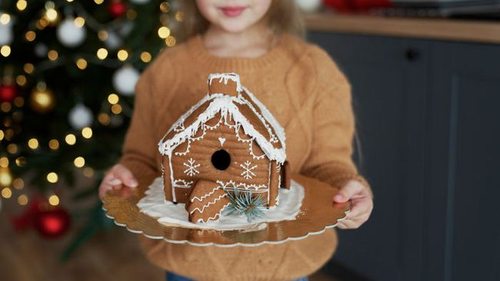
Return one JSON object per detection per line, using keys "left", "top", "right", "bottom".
{"left": 99, "top": 0, "right": 373, "bottom": 280}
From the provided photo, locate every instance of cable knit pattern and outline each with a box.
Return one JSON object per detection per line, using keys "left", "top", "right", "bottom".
{"left": 119, "top": 34, "right": 370, "bottom": 280}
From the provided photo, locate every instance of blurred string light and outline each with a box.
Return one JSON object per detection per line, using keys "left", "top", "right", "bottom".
{"left": 28, "top": 138, "right": 39, "bottom": 150}
{"left": 1, "top": 46, "right": 11, "bottom": 57}
{"left": 65, "top": 134, "right": 76, "bottom": 145}
{"left": 0, "top": 13, "right": 10, "bottom": 24}
{"left": 117, "top": 49, "right": 128, "bottom": 61}
{"left": 82, "top": 167, "right": 94, "bottom": 178}
{"left": 15, "top": 157, "right": 26, "bottom": 167}
{"left": 16, "top": 75, "right": 27, "bottom": 86}
{"left": 0, "top": 168, "right": 13, "bottom": 186}
{"left": 140, "top": 51, "right": 152, "bottom": 63}
{"left": 158, "top": 26, "right": 170, "bottom": 39}
{"left": 97, "top": 48, "right": 108, "bottom": 60}
{"left": 73, "top": 156, "right": 85, "bottom": 168}
{"left": 13, "top": 178, "right": 24, "bottom": 190}
{"left": 74, "top": 16, "right": 85, "bottom": 27}
{"left": 48, "top": 139, "right": 60, "bottom": 150}
{"left": 98, "top": 113, "right": 110, "bottom": 125}
{"left": 46, "top": 172, "right": 58, "bottom": 183}
{"left": 1, "top": 187, "right": 12, "bottom": 199}
{"left": 25, "top": 31, "right": 36, "bottom": 41}
{"left": 111, "top": 104, "right": 122, "bottom": 114}
{"left": 0, "top": 157, "right": 8, "bottom": 168}
{"left": 7, "top": 144, "right": 18, "bottom": 154}
{"left": 17, "top": 194, "right": 28, "bottom": 205}
{"left": 47, "top": 49, "right": 59, "bottom": 61}
{"left": 44, "top": 1, "right": 59, "bottom": 24}
{"left": 48, "top": 194, "right": 60, "bottom": 206}
{"left": 23, "top": 63, "right": 34, "bottom": 74}
{"left": 76, "top": 58, "right": 88, "bottom": 70}
{"left": 81, "top": 127, "right": 93, "bottom": 139}
{"left": 107, "top": 93, "right": 119, "bottom": 104}
{"left": 160, "top": 2, "right": 170, "bottom": 13}
{"left": 16, "top": 0, "right": 28, "bottom": 12}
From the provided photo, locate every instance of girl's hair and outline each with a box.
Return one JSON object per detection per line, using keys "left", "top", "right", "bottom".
{"left": 175, "top": 0, "right": 305, "bottom": 41}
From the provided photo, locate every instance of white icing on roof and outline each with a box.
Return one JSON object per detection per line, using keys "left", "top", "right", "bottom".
{"left": 158, "top": 73, "right": 286, "bottom": 163}
{"left": 208, "top": 73, "right": 243, "bottom": 93}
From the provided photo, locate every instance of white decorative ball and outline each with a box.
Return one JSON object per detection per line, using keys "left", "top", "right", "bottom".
{"left": 113, "top": 66, "right": 140, "bottom": 96}
{"left": 104, "top": 31, "right": 121, "bottom": 50}
{"left": 34, "top": 43, "right": 48, "bottom": 57}
{"left": 69, "top": 103, "right": 93, "bottom": 129}
{"left": 0, "top": 26, "right": 13, "bottom": 45}
{"left": 130, "top": 0, "right": 150, "bottom": 4}
{"left": 57, "top": 18, "right": 86, "bottom": 47}
{"left": 294, "top": 0, "right": 322, "bottom": 13}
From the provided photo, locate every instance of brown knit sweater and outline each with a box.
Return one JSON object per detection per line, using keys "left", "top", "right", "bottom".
{"left": 119, "top": 34, "right": 370, "bottom": 280}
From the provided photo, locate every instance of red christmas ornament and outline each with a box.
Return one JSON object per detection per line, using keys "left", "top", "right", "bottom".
{"left": 108, "top": 0, "right": 128, "bottom": 18}
{"left": 0, "top": 84, "right": 17, "bottom": 103}
{"left": 11, "top": 197, "right": 46, "bottom": 231}
{"left": 323, "top": 0, "right": 351, "bottom": 12}
{"left": 34, "top": 207, "right": 71, "bottom": 238}
{"left": 323, "top": 0, "right": 392, "bottom": 12}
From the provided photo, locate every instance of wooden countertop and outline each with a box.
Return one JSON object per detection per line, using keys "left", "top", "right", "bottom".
{"left": 305, "top": 13, "right": 500, "bottom": 44}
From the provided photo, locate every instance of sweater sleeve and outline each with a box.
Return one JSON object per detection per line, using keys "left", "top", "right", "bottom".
{"left": 300, "top": 46, "right": 370, "bottom": 190}
{"left": 118, "top": 67, "right": 161, "bottom": 188}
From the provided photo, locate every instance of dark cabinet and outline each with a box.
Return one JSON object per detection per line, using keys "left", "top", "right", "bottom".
{"left": 308, "top": 33, "right": 500, "bottom": 281}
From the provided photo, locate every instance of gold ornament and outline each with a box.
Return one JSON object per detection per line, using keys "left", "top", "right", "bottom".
{"left": 0, "top": 167, "right": 13, "bottom": 187}
{"left": 30, "top": 82, "right": 55, "bottom": 113}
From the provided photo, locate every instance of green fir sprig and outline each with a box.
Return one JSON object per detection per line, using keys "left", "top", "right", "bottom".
{"left": 224, "top": 190, "right": 266, "bottom": 222}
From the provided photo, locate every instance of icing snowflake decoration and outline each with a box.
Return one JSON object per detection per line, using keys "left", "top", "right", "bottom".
{"left": 183, "top": 158, "right": 200, "bottom": 177}
{"left": 240, "top": 161, "right": 257, "bottom": 180}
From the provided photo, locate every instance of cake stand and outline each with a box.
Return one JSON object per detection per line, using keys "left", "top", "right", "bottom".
{"left": 102, "top": 174, "right": 350, "bottom": 247}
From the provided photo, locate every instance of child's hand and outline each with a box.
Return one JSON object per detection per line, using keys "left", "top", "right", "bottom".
{"left": 333, "top": 179, "right": 373, "bottom": 229}
{"left": 99, "top": 164, "right": 138, "bottom": 200}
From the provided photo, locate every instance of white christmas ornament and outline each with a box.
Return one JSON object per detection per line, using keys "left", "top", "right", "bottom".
{"left": 69, "top": 103, "right": 93, "bottom": 129}
{"left": 34, "top": 43, "right": 48, "bottom": 57}
{"left": 0, "top": 13, "right": 14, "bottom": 45}
{"left": 294, "top": 0, "right": 322, "bottom": 13}
{"left": 0, "top": 26, "right": 13, "bottom": 45}
{"left": 57, "top": 17, "right": 86, "bottom": 47}
{"left": 130, "top": 0, "right": 150, "bottom": 4}
{"left": 113, "top": 65, "right": 140, "bottom": 96}
{"left": 104, "top": 31, "right": 121, "bottom": 50}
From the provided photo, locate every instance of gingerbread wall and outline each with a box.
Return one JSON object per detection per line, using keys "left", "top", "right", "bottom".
{"left": 165, "top": 114, "right": 277, "bottom": 204}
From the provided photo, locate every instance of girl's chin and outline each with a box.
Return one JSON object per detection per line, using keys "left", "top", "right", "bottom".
{"left": 215, "top": 20, "right": 261, "bottom": 34}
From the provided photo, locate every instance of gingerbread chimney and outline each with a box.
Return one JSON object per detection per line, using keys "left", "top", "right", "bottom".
{"left": 207, "top": 73, "right": 242, "bottom": 97}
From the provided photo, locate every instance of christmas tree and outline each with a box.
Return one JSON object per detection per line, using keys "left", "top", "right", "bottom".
{"left": 0, "top": 0, "right": 179, "bottom": 253}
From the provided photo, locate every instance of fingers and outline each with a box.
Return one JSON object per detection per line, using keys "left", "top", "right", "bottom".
{"left": 113, "top": 164, "right": 138, "bottom": 188}
{"left": 345, "top": 197, "right": 373, "bottom": 221}
{"left": 333, "top": 180, "right": 374, "bottom": 230}
{"left": 99, "top": 173, "right": 120, "bottom": 199}
{"left": 333, "top": 180, "right": 364, "bottom": 203}
{"left": 98, "top": 164, "right": 138, "bottom": 199}
{"left": 337, "top": 217, "right": 364, "bottom": 229}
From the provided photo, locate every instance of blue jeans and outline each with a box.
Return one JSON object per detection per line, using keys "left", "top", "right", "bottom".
{"left": 166, "top": 272, "right": 308, "bottom": 281}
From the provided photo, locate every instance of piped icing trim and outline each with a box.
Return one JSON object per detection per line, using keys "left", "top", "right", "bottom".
{"left": 158, "top": 73, "right": 286, "bottom": 164}
{"left": 189, "top": 193, "right": 228, "bottom": 215}
{"left": 208, "top": 73, "right": 243, "bottom": 93}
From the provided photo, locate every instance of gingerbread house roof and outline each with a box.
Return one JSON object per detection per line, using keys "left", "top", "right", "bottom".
{"left": 158, "top": 73, "right": 286, "bottom": 164}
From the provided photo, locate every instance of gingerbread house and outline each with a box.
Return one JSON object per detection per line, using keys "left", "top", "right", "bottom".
{"left": 158, "top": 73, "right": 290, "bottom": 223}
